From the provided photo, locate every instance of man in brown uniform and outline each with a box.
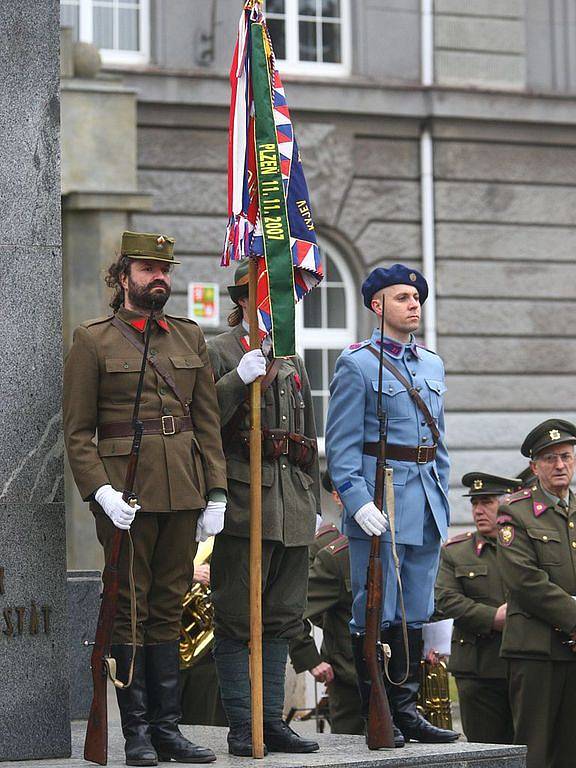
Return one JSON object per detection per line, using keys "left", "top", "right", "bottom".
{"left": 435, "top": 472, "right": 519, "bottom": 744}
{"left": 63, "top": 232, "right": 227, "bottom": 766}
{"left": 497, "top": 419, "right": 576, "bottom": 768}
{"left": 207, "top": 261, "right": 320, "bottom": 756}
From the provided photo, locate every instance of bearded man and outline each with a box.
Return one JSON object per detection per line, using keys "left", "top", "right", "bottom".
{"left": 63, "top": 231, "right": 227, "bottom": 766}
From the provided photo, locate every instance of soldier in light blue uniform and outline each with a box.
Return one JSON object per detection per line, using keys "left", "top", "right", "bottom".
{"left": 325, "top": 264, "right": 458, "bottom": 746}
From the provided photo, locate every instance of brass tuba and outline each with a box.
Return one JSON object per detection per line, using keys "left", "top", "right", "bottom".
{"left": 179, "top": 539, "right": 215, "bottom": 669}
{"left": 417, "top": 659, "right": 453, "bottom": 730}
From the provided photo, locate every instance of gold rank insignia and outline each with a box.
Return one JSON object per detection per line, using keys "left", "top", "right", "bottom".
{"left": 409, "top": 272, "right": 417, "bottom": 282}
{"left": 549, "top": 429, "right": 561, "bottom": 440}
{"left": 473, "top": 479, "right": 483, "bottom": 490}
{"left": 498, "top": 524, "right": 515, "bottom": 547}
{"left": 156, "top": 235, "right": 166, "bottom": 250}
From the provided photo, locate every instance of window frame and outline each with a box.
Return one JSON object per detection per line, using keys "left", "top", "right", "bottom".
{"left": 61, "top": 0, "right": 150, "bottom": 66}
{"left": 296, "top": 238, "right": 357, "bottom": 454}
{"left": 267, "top": 0, "right": 352, "bottom": 77}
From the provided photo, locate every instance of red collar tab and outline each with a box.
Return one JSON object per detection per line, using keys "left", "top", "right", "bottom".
{"left": 533, "top": 500, "right": 548, "bottom": 517}
{"left": 128, "top": 316, "right": 170, "bottom": 333}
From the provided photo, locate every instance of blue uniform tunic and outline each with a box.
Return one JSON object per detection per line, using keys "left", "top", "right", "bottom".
{"left": 325, "top": 329, "right": 450, "bottom": 630}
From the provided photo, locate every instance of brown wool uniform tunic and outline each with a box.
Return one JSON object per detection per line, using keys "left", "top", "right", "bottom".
{"left": 497, "top": 483, "right": 576, "bottom": 768}
{"left": 289, "top": 525, "right": 363, "bottom": 735}
{"left": 435, "top": 531, "right": 513, "bottom": 744}
{"left": 207, "top": 324, "right": 320, "bottom": 641}
{"left": 63, "top": 307, "right": 227, "bottom": 644}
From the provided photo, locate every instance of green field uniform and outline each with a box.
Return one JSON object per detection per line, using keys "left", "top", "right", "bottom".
{"left": 290, "top": 529, "right": 363, "bottom": 735}
{"left": 435, "top": 530, "right": 513, "bottom": 744}
{"left": 498, "top": 482, "right": 576, "bottom": 768}
{"left": 207, "top": 323, "right": 320, "bottom": 640}
{"left": 64, "top": 306, "right": 227, "bottom": 644}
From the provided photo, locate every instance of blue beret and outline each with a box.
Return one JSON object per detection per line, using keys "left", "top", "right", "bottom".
{"left": 361, "top": 264, "right": 428, "bottom": 310}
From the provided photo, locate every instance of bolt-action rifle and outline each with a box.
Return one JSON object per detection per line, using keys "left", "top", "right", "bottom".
{"left": 84, "top": 312, "right": 154, "bottom": 765}
{"left": 364, "top": 301, "right": 395, "bottom": 749}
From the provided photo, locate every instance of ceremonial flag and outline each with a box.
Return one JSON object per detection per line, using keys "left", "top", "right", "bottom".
{"left": 222, "top": 0, "right": 322, "bottom": 357}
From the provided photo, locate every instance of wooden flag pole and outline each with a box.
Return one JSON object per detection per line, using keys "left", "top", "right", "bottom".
{"left": 248, "top": 256, "right": 265, "bottom": 759}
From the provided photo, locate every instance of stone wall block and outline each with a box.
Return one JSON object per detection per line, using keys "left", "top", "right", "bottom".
{"left": 339, "top": 179, "right": 420, "bottom": 240}
{"left": 138, "top": 127, "right": 228, "bottom": 171}
{"left": 435, "top": 0, "right": 524, "bottom": 18}
{"left": 446, "top": 374, "right": 575, "bottom": 411}
{"left": 436, "top": 16, "right": 525, "bottom": 54}
{"left": 435, "top": 51, "right": 526, "bottom": 90}
{"left": 441, "top": 338, "right": 576, "bottom": 374}
{"left": 138, "top": 170, "right": 227, "bottom": 215}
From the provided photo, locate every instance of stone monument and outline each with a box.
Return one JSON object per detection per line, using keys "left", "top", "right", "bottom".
{"left": 0, "top": 0, "right": 71, "bottom": 759}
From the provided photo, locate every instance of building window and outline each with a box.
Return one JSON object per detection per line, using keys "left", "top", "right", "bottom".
{"left": 60, "top": 0, "right": 149, "bottom": 65}
{"left": 296, "top": 240, "right": 357, "bottom": 449}
{"left": 266, "top": 0, "right": 351, "bottom": 76}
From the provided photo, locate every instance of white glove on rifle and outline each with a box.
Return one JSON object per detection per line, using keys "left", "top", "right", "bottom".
{"left": 354, "top": 502, "right": 388, "bottom": 536}
{"left": 237, "top": 349, "right": 266, "bottom": 384}
{"left": 196, "top": 500, "right": 226, "bottom": 542}
{"left": 95, "top": 484, "right": 140, "bottom": 530}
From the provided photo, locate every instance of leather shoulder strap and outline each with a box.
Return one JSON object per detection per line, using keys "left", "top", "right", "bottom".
{"left": 111, "top": 316, "right": 190, "bottom": 414}
{"left": 367, "top": 346, "right": 440, "bottom": 443}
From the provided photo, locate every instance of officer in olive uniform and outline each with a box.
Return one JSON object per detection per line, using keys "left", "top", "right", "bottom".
{"left": 64, "top": 232, "right": 228, "bottom": 766}
{"left": 290, "top": 474, "right": 363, "bottom": 735}
{"left": 497, "top": 419, "right": 576, "bottom": 768}
{"left": 435, "top": 472, "right": 519, "bottom": 744}
{"left": 207, "top": 261, "right": 321, "bottom": 757}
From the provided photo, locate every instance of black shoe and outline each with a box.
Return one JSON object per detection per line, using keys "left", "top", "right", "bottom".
{"left": 146, "top": 641, "right": 216, "bottom": 763}
{"left": 112, "top": 645, "right": 158, "bottom": 766}
{"left": 227, "top": 723, "right": 269, "bottom": 757}
{"left": 351, "top": 633, "right": 402, "bottom": 749}
{"left": 263, "top": 721, "right": 319, "bottom": 753}
{"left": 387, "top": 627, "right": 459, "bottom": 745}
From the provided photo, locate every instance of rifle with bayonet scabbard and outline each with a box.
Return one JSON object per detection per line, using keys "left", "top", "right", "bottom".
{"left": 84, "top": 312, "right": 155, "bottom": 766}
{"left": 364, "top": 301, "right": 396, "bottom": 750}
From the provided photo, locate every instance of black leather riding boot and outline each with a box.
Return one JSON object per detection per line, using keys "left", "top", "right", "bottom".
{"left": 146, "top": 640, "right": 216, "bottom": 762}
{"left": 112, "top": 644, "right": 158, "bottom": 766}
{"left": 387, "top": 627, "right": 458, "bottom": 744}
{"left": 350, "top": 633, "right": 404, "bottom": 748}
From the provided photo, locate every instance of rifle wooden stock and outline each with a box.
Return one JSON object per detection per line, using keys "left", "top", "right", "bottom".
{"left": 365, "top": 537, "right": 395, "bottom": 749}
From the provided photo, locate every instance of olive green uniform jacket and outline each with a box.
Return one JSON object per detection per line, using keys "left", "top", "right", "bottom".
{"left": 289, "top": 525, "right": 362, "bottom": 734}
{"left": 207, "top": 324, "right": 320, "bottom": 546}
{"left": 497, "top": 484, "right": 576, "bottom": 660}
{"left": 497, "top": 483, "right": 576, "bottom": 768}
{"left": 435, "top": 530, "right": 506, "bottom": 679}
{"left": 64, "top": 307, "right": 228, "bottom": 511}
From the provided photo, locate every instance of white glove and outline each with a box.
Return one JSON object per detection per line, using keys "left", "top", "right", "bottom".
{"left": 196, "top": 500, "right": 226, "bottom": 542}
{"left": 237, "top": 349, "right": 266, "bottom": 384}
{"left": 95, "top": 484, "right": 140, "bottom": 530}
{"left": 354, "top": 502, "right": 388, "bottom": 536}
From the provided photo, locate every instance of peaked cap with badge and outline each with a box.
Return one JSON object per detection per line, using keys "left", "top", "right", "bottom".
{"left": 520, "top": 418, "right": 576, "bottom": 458}
{"left": 121, "top": 230, "right": 180, "bottom": 264}
{"left": 361, "top": 264, "right": 428, "bottom": 310}
{"left": 461, "top": 472, "right": 521, "bottom": 498}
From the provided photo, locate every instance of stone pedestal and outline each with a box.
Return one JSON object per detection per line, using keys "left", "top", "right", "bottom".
{"left": 67, "top": 571, "right": 101, "bottom": 720}
{"left": 0, "top": 0, "right": 70, "bottom": 760}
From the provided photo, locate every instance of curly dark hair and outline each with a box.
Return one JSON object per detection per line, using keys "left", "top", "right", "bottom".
{"left": 227, "top": 305, "right": 243, "bottom": 327}
{"left": 105, "top": 254, "right": 132, "bottom": 312}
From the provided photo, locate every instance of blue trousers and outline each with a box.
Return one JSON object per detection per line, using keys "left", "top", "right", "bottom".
{"left": 349, "top": 506, "right": 441, "bottom": 631}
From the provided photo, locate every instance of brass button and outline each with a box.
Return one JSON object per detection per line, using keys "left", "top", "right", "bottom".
{"left": 281, "top": 463, "right": 287, "bottom": 470}
{"left": 123, "top": 362, "right": 129, "bottom": 369}
{"left": 160, "top": 387, "right": 167, "bottom": 395}
{"left": 468, "top": 571, "right": 474, "bottom": 577}
{"left": 542, "top": 535, "right": 548, "bottom": 542}
{"left": 422, "top": 436, "right": 428, "bottom": 442}
{"left": 280, "top": 389, "right": 285, "bottom": 396}
{"left": 150, "top": 349, "right": 157, "bottom": 356}
{"left": 572, "top": 542, "right": 576, "bottom": 550}
{"left": 411, "top": 371, "right": 416, "bottom": 376}
{"left": 162, "top": 406, "right": 172, "bottom": 415}
{"left": 416, "top": 386, "right": 422, "bottom": 392}
{"left": 570, "top": 522, "right": 575, "bottom": 529}
{"left": 282, "top": 415, "right": 287, "bottom": 421}
{"left": 459, "top": 639, "right": 464, "bottom": 645}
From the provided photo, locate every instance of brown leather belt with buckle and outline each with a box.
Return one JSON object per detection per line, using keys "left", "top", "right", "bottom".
{"left": 98, "top": 415, "right": 194, "bottom": 439}
{"left": 363, "top": 442, "right": 437, "bottom": 463}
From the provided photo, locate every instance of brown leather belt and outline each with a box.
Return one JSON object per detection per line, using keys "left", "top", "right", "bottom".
{"left": 363, "top": 442, "right": 437, "bottom": 463}
{"left": 98, "top": 415, "right": 194, "bottom": 439}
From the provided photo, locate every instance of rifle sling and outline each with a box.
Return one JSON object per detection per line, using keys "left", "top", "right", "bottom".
{"left": 367, "top": 346, "right": 440, "bottom": 443}
{"left": 111, "top": 316, "right": 190, "bottom": 414}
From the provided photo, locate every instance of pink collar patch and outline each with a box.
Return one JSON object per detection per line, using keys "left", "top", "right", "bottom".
{"left": 533, "top": 500, "right": 547, "bottom": 517}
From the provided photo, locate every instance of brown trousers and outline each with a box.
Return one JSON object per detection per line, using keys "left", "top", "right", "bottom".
{"left": 95, "top": 509, "right": 199, "bottom": 644}
{"left": 508, "top": 658, "right": 576, "bottom": 768}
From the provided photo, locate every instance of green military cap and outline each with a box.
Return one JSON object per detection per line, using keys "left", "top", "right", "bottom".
{"left": 516, "top": 465, "right": 538, "bottom": 490}
{"left": 521, "top": 419, "right": 576, "bottom": 458}
{"left": 121, "top": 231, "right": 180, "bottom": 264}
{"left": 227, "top": 259, "right": 250, "bottom": 303}
{"left": 462, "top": 472, "right": 521, "bottom": 498}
